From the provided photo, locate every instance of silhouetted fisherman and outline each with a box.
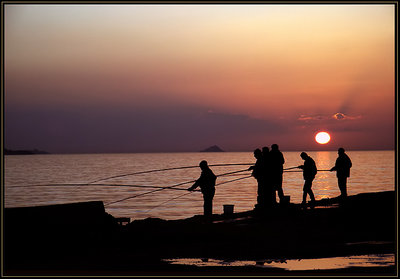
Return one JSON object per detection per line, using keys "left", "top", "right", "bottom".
{"left": 269, "top": 144, "right": 285, "bottom": 203}
{"left": 188, "top": 160, "right": 217, "bottom": 216}
{"left": 262, "top": 146, "right": 275, "bottom": 207}
{"left": 248, "top": 149, "right": 266, "bottom": 209}
{"left": 298, "top": 152, "right": 317, "bottom": 207}
{"left": 330, "top": 148, "right": 352, "bottom": 198}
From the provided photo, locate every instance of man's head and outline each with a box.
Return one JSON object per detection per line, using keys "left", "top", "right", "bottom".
{"left": 271, "top": 144, "right": 279, "bottom": 151}
{"left": 254, "top": 148, "right": 262, "bottom": 159}
{"left": 338, "top": 148, "right": 345, "bottom": 155}
{"left": 300, "top": 152, "right": 308, "bottom": 160}
{"left": 199, "top": 160, "right": 208, "bottom": 170}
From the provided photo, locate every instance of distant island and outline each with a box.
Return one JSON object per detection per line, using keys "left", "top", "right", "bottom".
{"left": 200, "top": 145, "right": 224, "bottom": 152}
{"left": 5, "top": 148, "right": 50, "bottom": 155}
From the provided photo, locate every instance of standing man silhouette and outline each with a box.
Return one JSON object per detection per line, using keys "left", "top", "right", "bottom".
{"left": 248, "top": 149, "right": 266, "bottom": 209}
{"left": 188, "top": 160, "right": 217, "bottom": 216}
{"left": 269, "top": 144, "right": 285, "bottom": 203}
{"left": 330, "top": 148, "right": 352, "bottom": 198}
{"left": 298, "top": 152, "right": 317, "bottom": 207}
{"left": 262, "top": 146, "right": 274, "bottom": 208}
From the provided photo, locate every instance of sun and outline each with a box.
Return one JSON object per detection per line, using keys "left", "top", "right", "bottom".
{"left": 315, "top": 132, "right": 331, "bottom": 144}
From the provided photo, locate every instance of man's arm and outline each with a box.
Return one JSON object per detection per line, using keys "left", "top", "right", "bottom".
{"left": 188, "top": 180, "right": 199, "bottom": 191}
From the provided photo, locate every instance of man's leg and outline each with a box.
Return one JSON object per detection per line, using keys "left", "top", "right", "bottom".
{"left": 203, "top": 189, "right": 215, "bottom": 216}
{"left": 308, "top": 179, "right": 315, "bottom": 202}
{"left": 277, "top": 175, "right": 284, "bottom": 201}
{"left": 338, "top": 176, "right": 347, "bottom": 197}
{"left": 257, "top": 180, "right": 264, "bottom": 207}
{"left": 302, "top": 180, "right": 311, "bottom": 204}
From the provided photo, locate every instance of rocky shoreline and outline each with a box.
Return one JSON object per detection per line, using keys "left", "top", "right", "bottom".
{"left": 3, "top": 191, "right": 397, "bottom": 276}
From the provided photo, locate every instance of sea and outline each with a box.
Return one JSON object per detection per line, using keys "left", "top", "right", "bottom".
{"left": 4, "top": 150, "right": 395, "bottom": 221}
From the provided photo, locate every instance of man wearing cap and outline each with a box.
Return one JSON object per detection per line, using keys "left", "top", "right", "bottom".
{"left": 188, "top": 160, "right": 217, "bottom": 216}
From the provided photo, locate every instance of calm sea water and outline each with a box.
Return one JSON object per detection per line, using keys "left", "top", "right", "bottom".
{"left": 4, "top": 151, "right": 395, "bottom": 221}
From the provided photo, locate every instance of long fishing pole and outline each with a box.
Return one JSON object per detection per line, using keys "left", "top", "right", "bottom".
{"left": 104, "top": 169, "right": 251, "bottom": 207}
{"left": 215, "top": 175, "right": 253, "bottom": 187}
{"left": 283, "top": 166, "right": 300, "bottom": 171}
{"left": 222, "top": 173, "right": 252, "bottom": 177}
{"left": 145, "top": 175, "right": 253, "bottom": 213}
{"left": 217, "top": 169, "right": 250, "bottom": 177}
{"left": 8, "top": 170, "right": 249, "bottom": 191}
{"left": 283, "top": 169, "right": 332, "bottom": 173}
{"left": 144, "top": 191, "right": 194, "bottom": 214}
{"left": 9, "top": 169, "right": 329, "bottom": 191}
{"left": 104, "top": 179, "right": 198, "bottom": 206}
{"left": 89, "top": 163, "right": 253, "bottom": 184}
{"left": 8, "top": 183, "right": 200, "bottom": 192}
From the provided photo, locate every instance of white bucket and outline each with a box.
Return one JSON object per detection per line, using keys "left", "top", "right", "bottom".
{"left": 223, "top": 204, "right": 234, "bottom": 215}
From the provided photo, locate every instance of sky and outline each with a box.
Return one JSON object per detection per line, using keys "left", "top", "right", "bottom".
{"left": 4, "top": 4, "right": 396, "bottom": 153}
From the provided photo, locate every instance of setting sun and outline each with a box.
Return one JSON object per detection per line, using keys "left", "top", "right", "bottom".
{"left": 315, "top": 132, "right": 331, "bottom": 144}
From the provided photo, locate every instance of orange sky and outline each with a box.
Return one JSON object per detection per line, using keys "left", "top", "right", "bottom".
{"left": 4, "top": 4, "right": 395, "bottom": 153}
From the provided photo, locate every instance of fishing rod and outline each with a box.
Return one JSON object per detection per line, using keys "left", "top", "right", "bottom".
{"left": 8, "top": 183, "right": 200, "bottom": 192}
{"left": 145, "top": 191, "right": 194, "bottom": 214}
{"left": 222, "top": 173, "right": 252, "bottom": 177}
{"left": 145, "top": 175, "right": 253, "bottom": 213}
{"left": 104, "top": 169, "right": 251, "bottom": 207}
{"left": 89, "top": 163, "right": 253, "bottom": 184}
{"left": 217, "top": 168, "right": 250, "bottom": 177}
{"left": 8, "top": 169, "right": 250, "bottom": 204}
{"left": 283, "top": 169, "right": 332, "bottom": 173}
{"left": 216, "top": 175, "right": 253, "bottom": 187}
{"left": 283, "top": 166, "right": 300, "bottom": 171}
{"left": 104, "top": 179, "right": 198, "bottom": 206}
{"left": 9, "top": 168, "right": 249, "bottom": 190}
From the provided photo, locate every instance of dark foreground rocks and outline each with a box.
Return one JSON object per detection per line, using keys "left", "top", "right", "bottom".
{"left": 3, "top": 191, "right": 397, "bottom": 276}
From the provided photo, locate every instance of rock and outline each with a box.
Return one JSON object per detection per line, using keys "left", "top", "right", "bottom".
{"left": 200, "top": 145, "right": 224, "bottom": 152}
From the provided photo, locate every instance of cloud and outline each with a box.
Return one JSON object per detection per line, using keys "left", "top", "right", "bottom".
{"left": 333, "top": 112, "right": 345, "bottom": 120}
{"left": 297, "top": 113, "right": 362, "bottom": 122}
{"left": 297, "top": 114, "right": 328, "bottom": 121}
{"left": 332, "top": 112, "right": 362, "bottom": 120}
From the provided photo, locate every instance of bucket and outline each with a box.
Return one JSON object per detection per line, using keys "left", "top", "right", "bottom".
{"left": 223, "top": 204, "right": 234, "bottom": 215}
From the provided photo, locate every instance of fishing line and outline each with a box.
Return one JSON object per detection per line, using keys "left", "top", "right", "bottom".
{"left": 222, "top": 173, "right": 251, "bottom": 177}
{"left": 145, "top": 175, "right": 253, "bottom": 213}
{"left": 8, "top": 182, "right": 200, "bottom": 192}
{"left": 216, "top": 168, "right": 250, "bottom": 177}
{"left": 8, "top": 169, "right": 329, "bottom": 191}
{"left": 104, "top": 179, "right": 198, "bottom": 206}
{"left": 216, "top": 175, "right": 253, "bottom": 187}
{"left": 101, "top": 169, "right": 249, "bottom": 206}
{"left": 283, "top": 166, "right": 301, "bottom": 171}
{"left": 283, "top": 169, "right": 332, "bottom": 173}
{"left": 7, "top": 169, "right": 249, "bottom": 202}
{"left": 89, "top": 163, "right": 252, "bottom": 184}
{"left": 144, "top": 191, "right": 194, "bottom": 214}
{"left": 104, "top": 170, "right": 252, "bottom": 207}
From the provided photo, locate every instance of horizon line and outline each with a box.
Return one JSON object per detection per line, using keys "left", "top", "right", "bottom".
{"left": 4, "top": 148, "right": 396, "bottom": 156}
